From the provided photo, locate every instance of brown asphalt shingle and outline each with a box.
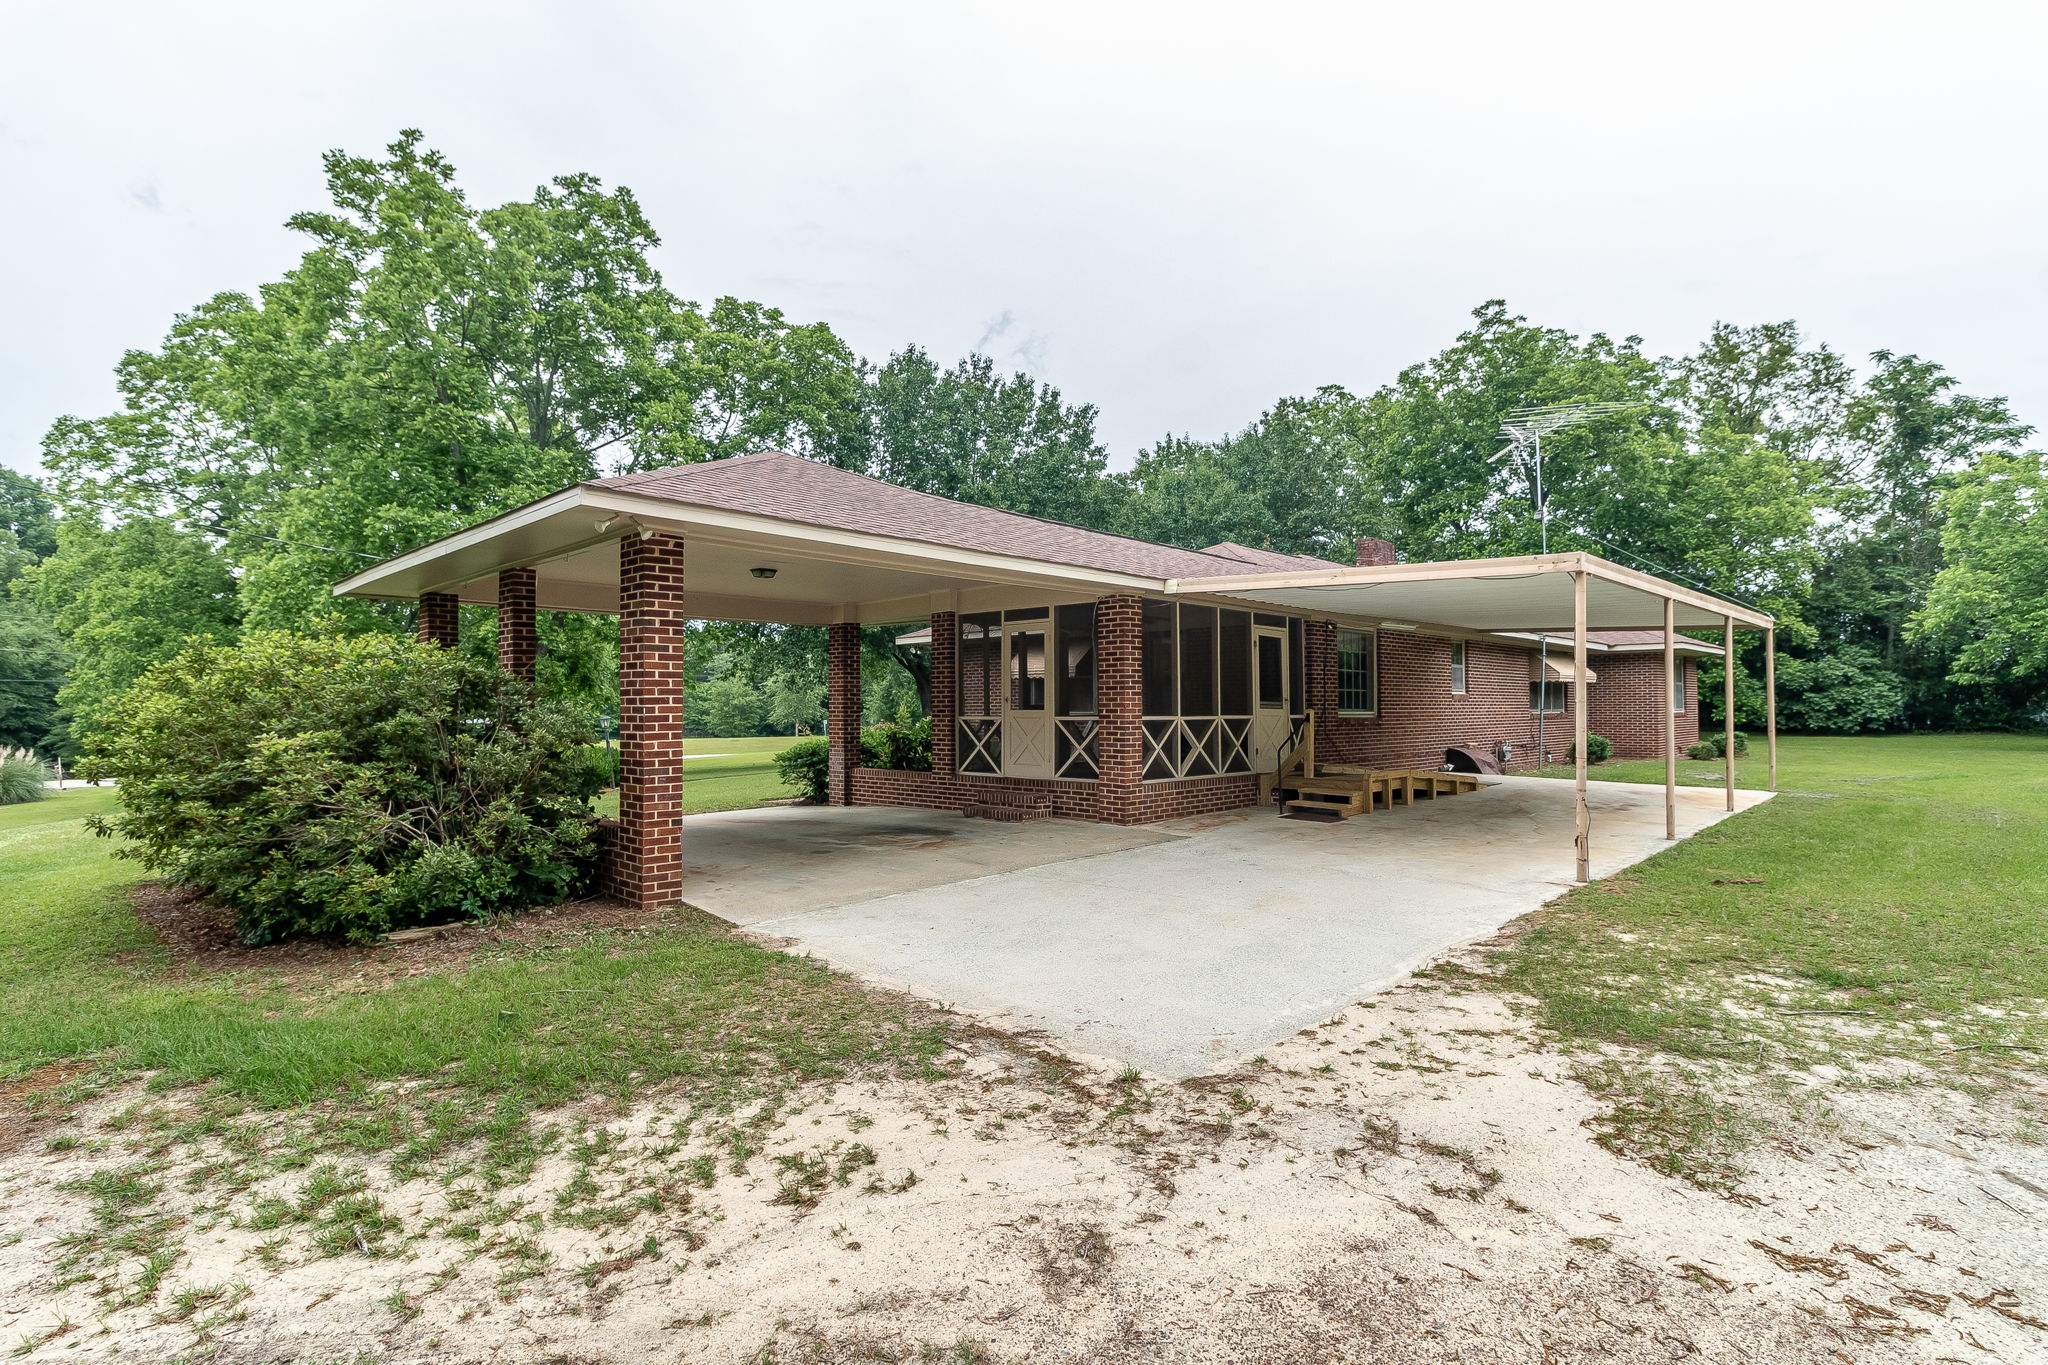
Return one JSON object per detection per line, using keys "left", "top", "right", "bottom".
{"left": 589, "top": 451, "right": 1347, "bottom": 580}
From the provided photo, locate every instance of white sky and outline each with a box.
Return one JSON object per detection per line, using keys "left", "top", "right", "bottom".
{"left": 5, "top": 0, "right": 2045, "bottom": 476}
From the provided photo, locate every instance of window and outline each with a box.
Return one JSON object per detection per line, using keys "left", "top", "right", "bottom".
{"left": 1008, "top": 627, "right": 1046, "bottom": 711}
{"left": 1449, "top": 641, "right": 1467, "bottom": 694}
{"left": 1256, "top": 634, "right": 1284, "bottom": 708}
{"left": 1530, "top": 679, "right": 1567, "bottom": 714}
{"left": 1054, "top": 603, "right": 1096, "bottom": 716}
{"left": 1673, "top": 661, "right": 1686, "bottom": 713}
{"left": 1337, "top": 629, "right": 1377, "bottom": 714}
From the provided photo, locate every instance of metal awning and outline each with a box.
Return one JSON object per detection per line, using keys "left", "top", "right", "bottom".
{"left": 1167, "top": 551, "right": 1771, "bottom": 633}
{"left": 1535, "top": 655, "right": 1597, "bottom": 684}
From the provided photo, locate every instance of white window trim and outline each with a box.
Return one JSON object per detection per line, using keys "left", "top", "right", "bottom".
{"left": 1450, "top": 641, "right": 1467, "bottom": 695}
{"left": 1336, "top": 627, "right": 1378, "bottom": 716}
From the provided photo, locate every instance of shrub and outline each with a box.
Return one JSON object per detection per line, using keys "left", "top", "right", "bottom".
{"left": 1686, "top": 731, "right": 1750, "bottom": 761}
{"left": 861, "top": 717, "right": 932, "bottom": 772}
{"left": 1566, "top": 734, "right": 1613, "bottom": 764}
{"left": 775, "top": 736, "right": 831, "bottom": 802}
{"left": 577, "top": 743, "right": 620, "bottom": 790}
{"left": 0, "top": 747, "right": 52, "bottom": 805}
{"left": 81, "top": 632, "right": 603, "bottom": 945}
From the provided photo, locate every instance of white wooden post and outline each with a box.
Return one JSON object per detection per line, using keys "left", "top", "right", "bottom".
{"left": 1663, "top": 597, "right": 1677, "bottom": 840}
{"left": 1574, "top": 570, "right": 1590, "bottom": 883}
{"left": 1766, "top": 624, "right": 1778, "bottom": 793}
{"left": 1722, "top": 614, "right": 1737, "bottom": 812}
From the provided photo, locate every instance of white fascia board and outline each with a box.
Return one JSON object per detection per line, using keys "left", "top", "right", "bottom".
{"left": 335, "top": 485, "right": 1170, "bottom": 602}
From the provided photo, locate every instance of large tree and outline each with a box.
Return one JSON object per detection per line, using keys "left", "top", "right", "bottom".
{"left": 38, "top": 131, "right": 862, "bottom": 724}
{"left": 844, "top": 347, "right": 1114, "bottom": 526}
{"left": 1913, "top": 451, "right": 2048, "bottom": 703}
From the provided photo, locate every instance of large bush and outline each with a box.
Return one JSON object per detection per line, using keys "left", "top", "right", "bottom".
{"left": 1774, "top": 646, "right": 1907, "bottom": 733}
{"left": 83, "top": 632, "right": 602, "bottom": 944}
{"left": 1566, "top": 734, "right": 1613, "bottom": 764}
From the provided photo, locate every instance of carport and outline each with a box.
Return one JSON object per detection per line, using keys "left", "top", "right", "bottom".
{"left": 684, "top": 774, "right": 1775, "bottom": 1077}
{"left": 331, "top": 450, "right": 1779, "bottom": 904}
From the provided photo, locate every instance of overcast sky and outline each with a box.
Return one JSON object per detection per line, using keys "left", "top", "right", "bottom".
{"left": 6, "top": 0, "right": 2045, "bottom": 477}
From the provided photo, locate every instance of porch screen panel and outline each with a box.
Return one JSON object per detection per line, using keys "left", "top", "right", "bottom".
{"left": 1054, "top": 603, "right": 1096, "bottom": 716}
{"left": 1218, "top": 610, "right": 1251, "bottom": 715}
{"left": 1141, "top": 600, "right": 1177, "bottom": 716}
{"left": 958, "top": 613, "right": 1001, "bottom": 716}
{"left": 1178, "top": 605, "right": 1216, "bottom": 717}
{"left": 958, "top": 612, "right": 1003, "bottom": 774}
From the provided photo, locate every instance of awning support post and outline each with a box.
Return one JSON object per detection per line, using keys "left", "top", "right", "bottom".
{"left": 1574, "top": 570, "right": 1590, "bottom": 883}
{"left": 1663, "top": 597, "right": 1676, "bottom": 840}
{"left": 1722, "top": 614, "right": 1737, "bottom": 812}
{"left": 1765, "top": 624, "right": 1778, "bottom": 793}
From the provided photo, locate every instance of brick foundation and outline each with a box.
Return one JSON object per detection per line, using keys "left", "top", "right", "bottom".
{"left": 602, "top": 534, "right": 686, "bottom": 908}
{"left": 496, "top": 567, "right": 538, "bottom": 681}
{"left": 417, "top": 591, "right": 460, "bottom": 649}
{"left": 846, "top": 767, "right": 1259, "bottom": 824}
{"left": 826, "top": 622, "right": 862, "bottom": 806}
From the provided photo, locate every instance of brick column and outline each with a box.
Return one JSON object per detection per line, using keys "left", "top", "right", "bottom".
{"left": 496, "top": 567, "right": 538, "bottom": 681}
{"left": 418, "top": 591, "right": 461, "bottom": 648}
{"left": 1095, "top": 594, "right": 1145, "bottom": 824}
{"left": 607, "top": 534, "right": 686, "bottom": 908}
{"left": 928, "top": 611, "right": 957, "bottom": 777}
{"left": 1305, "top": 619, "right": 1339, "bottom": 735}
{"left": 826, "top": 622, "right": 862, "bottom": 806}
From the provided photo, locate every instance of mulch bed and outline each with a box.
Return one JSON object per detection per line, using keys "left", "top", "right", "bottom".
{"left": 125, "top": 883, "right": 673, "bottom": 993}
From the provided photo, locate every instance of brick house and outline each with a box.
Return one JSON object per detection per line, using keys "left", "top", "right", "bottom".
{"left": 337, "top": 450, "right": 1772, "bottom": 905}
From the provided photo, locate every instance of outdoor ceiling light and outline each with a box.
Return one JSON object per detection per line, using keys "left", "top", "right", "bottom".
{"left": 750, "top": 566, "right": 778, "bottom": 580}
{"left": 1378, "top": 621, "right": 1420, "bottom": 631}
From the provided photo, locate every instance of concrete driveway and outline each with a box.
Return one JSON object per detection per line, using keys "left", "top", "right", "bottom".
{"left": 686, "top": 777, "right": 1773, "bottom": 1078}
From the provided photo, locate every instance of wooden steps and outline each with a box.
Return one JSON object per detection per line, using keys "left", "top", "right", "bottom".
{"left": 1276, "top": 768, "right": 1484, "bottom": 821}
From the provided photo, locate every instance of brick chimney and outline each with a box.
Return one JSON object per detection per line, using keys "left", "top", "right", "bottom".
{"left": 1354, "top": 537, "right": 1398, "bottom": 567}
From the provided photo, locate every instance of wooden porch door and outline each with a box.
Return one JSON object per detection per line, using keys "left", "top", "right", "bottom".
{"left": 1252, "top": 626, "right": 1291, "bottom": 771}
{"left": 1003, "top": 620, "right": 1053, "bottom": 778}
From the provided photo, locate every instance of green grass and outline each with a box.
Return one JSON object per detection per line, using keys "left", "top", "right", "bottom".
{"left": 1530, "top": 745, "right": 1767, "bottom": 788}
{"left": 1493, "top": 733, "right": 2048, "bottom": 1181}
{"left": 589, "top": 734, "right": 805, "bottom": 818}
{"left": 0, "top": 783, "right": 948, "bottom": 1136}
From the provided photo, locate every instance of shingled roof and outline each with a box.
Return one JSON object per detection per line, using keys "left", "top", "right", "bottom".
{"left": 589, "top": 451, "right": 1347, "bottom": 579}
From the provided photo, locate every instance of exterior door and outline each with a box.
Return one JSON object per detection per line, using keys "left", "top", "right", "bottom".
{"left": 1003, "top": 621, "right": 1053, "bottom": 778}
{"left": 1252, "top": 627, "right": 1291, "bottom": 771}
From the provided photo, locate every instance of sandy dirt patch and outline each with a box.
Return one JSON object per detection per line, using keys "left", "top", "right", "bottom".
{"left": 5, "top": 955, "right": 2044, "bottom": 1365}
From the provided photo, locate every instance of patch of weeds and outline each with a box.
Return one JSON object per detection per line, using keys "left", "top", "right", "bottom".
{"left": 1573, "top": 1058, "right": 1760, "bottom": 1194}
{"left": 1037, "top": 1222, "right": 1113, "bottom": 1294}
{"left": 770, "top": 1142, "right": 879, "bottom": 1211}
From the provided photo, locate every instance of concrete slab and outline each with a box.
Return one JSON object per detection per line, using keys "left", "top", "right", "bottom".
{"left": 682, "top": 805, "right": 1179, "bottom": 924}
{"left": 715, "top": 777, "right": 1773, "bottom": 1079}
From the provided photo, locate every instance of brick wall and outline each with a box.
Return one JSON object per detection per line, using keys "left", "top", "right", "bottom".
{"left": 496, "top": 567, "right": 538, "bottom": 681}
{"left": 1312, "top": 631, "right": 1703, "bottom": 771}
{"left": 417, "top": 591, "right": 461, "bottom": 649}
{"left": 1094, "top": 594, "right": 1146, "bottom": 824}
{"left": 1588, "top": 653, "right": 1700, "bottom": 760}
{"left": 826, "top": 622, "right": 862, "bottom": 807}
{"left": 929, "top": 610, "right": 958, "bottom": 776}
{"left": 601, "top": 534, "right": 686, "bottom": 908}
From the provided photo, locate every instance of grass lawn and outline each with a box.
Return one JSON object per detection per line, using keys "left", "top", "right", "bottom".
{"left": 1492, "top": 732, "right": 2048, "bottom": 1182}
{"left": 0, "top": 780, "right": 948, "bottom": 1175}
{"left": 1530, "top": 744, "right": 1768, "bottom": 788}
{"left": 589, "top": 734, "right": 806, "bottom": 818}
